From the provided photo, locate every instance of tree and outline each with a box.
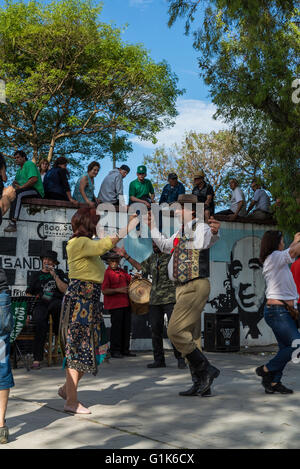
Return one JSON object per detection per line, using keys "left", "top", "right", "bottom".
{"left": 144, "top": 130, "right": 267, "bottom": 207}
{"left": 167, "top": 0, "right": 300, "bottom": 232}
{"left": 0, "top": 0, "right": 182, "bottom": 171}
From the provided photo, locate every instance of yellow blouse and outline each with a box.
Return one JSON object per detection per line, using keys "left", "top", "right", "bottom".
{"left": 67, "top": 236, "right": 113, "bottom": 284}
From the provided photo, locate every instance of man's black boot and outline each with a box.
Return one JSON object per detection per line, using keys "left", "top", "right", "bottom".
{"left": 179, "top": 363, "right": 212, "bottom": 397}
{"left": 185, "top": 349, "right": 219, "bottom": 396}
{"left": 197, "top": 364, "right": 220, "bottom": 395}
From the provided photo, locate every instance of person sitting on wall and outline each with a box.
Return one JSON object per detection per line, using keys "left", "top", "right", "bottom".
{"left": 26, "top": 250, "right": 68, "bottom": 369}
{"left": 102, "top": 252, "right": 136, "bottom": 358}
{"left": 98, "top": 165, "right": 130, "bottom": 207}
{"left": 0, "top": 152, "right": 16, "bottom": 227}
{"left": 4, "top": 150, "right": 44, "bottom": 233}
{"left": 129, "top": 165, "right": 155, "bottom": 209}
{"left": 73, "top": 161, "right": 100, "bottom": 207}
{"left": 246, "top": 180, "right": 272, "bottom": 220}
{"left": 38, "top": 158, "right": 50, "bottom": 182}
{"left": 43, "top": 156, "right": 77, "bottom": 204}
{"left": 216, "top": 178, "right": 247, "bottom": 221}
{"left": 159, "top": 173, "right": 185, "bottom": 205}
{"left": 192, "top": 171, "right": 215, "bottom": 221}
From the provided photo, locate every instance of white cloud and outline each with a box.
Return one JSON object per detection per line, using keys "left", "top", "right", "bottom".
{"left": 131, "top": 99, "right": 228, "bottom": 149}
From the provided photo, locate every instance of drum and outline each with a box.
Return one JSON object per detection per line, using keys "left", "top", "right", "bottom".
{"left": 128, "top": 278, "right": 152, "bottom": 315}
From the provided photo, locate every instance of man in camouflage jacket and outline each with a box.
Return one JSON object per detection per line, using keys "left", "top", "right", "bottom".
{"left": 116, "top": 241, "right": 186, "bottom": 369}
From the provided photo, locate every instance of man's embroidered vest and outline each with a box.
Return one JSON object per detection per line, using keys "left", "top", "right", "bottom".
{"left": 172, "top": 224, "right": 210, "bottom": 284}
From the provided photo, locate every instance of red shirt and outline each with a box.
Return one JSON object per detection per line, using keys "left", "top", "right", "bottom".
{"left": 291, "top": 258, "right": 300, "bottom": 304}
{"left": 102, "top": 266, "right": 132, "bottom": 310}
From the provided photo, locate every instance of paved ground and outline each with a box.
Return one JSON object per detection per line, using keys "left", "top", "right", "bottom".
{"left": 3, "top": 350, "right": 300, "bottom": 449}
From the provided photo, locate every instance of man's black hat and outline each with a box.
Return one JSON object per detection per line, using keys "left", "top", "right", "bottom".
{"left": 40, "top": 250, "right": 60, "bottom": 265}
{"left": 120, "top": 165, "right": 130, "bottom": 173}
{"left": 168, "top": 173, "right": 178, "bottom": 180}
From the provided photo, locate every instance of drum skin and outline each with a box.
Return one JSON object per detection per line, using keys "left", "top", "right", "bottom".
{"left": 128, "top": 278, "right": 152, "bottom": 315}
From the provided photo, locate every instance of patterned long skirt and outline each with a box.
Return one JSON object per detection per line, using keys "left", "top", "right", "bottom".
{"left": 60, "top": 279, "right": 108, "bottom": 376}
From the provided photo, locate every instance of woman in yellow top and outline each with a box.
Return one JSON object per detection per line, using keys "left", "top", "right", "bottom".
{"left": 59, "top": 207, "right": 138, "bottom": 414}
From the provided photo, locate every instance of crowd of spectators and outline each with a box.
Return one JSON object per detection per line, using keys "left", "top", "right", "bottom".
{"left": 0, "top": 149, "right": 274, "bottom": 233}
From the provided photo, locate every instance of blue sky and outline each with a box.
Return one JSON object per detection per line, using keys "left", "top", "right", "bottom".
{"left": 96, "top": 0, "right": 226, "bottom": 196}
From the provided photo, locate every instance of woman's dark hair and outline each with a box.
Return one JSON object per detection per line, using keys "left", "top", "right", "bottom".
{"left": 54, "top": 156, "right": 68, "bottom": 167}
{"left": 71, "top": 207, "right": 100, "bottom": 239}
{"left": 14, "top": 150, "right": 27, "bottom": 160}
{"left": 260, "top": 230, "right": 283, "bottom": 264}
{"left": 87, "top": 161, "right": 100, "bottom": 172}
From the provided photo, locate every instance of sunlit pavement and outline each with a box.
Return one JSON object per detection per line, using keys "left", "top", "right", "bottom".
{"left": 3, "top": 350, "right": 300, "bottom": 449}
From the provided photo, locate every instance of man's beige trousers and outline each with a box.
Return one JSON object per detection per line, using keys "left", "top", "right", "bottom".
{"left": 167, "top": 278, "right": 210, "bottom": 356}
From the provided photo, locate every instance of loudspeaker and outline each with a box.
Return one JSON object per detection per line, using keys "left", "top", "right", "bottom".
{"left": 204, "top": 313, "right": 240, "bottom": 352}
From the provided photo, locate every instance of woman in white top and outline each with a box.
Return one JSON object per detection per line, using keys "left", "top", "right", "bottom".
{"left": 256, "top": 230, "right": 300, "bottom": 394}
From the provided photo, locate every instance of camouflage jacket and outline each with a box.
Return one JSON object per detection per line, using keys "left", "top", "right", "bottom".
{"left": 140, "top": 252, "right": 176, "bottom": 305}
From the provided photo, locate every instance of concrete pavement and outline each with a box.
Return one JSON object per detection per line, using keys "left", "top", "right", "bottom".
{"left": 2, "top": 350, "right": 300, "bottom": 449}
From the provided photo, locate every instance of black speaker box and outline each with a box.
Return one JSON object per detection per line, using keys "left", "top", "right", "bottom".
{"left": 204, "top": 313, "right": 240, "bottom": 352}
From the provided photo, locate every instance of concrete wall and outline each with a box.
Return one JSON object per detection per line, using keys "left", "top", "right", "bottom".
{"left": 0, "top": 200, "right": 279, "bottom": 348}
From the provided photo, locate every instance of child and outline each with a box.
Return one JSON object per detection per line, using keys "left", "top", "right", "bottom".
{"left": 102, "top": 253, "right": 136, "bottom": 358}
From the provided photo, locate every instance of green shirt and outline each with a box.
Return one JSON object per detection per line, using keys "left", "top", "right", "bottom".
{"left": 140, "top": 252, "right": 176, "bottom": 305}
{"left": 15, "top": 160, "right": 44, "bottom": 197}
{"left": 129, "top": 178, "right": 154, "bottom": 200}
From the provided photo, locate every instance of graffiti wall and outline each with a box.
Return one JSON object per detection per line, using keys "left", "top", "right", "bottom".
{"left": 0, "top": 202, "right": 279, "bottom": 348}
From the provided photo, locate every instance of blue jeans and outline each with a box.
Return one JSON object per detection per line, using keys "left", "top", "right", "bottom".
{"left": 0, "top": 291, "right": 14, "bottom": 390}
{"left": 264, "top": 305, "right": 300, "bottom": 383}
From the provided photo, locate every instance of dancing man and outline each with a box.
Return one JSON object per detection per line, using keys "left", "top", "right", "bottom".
{"left": 146, "top": 194, "right": 221, "bottom": 396}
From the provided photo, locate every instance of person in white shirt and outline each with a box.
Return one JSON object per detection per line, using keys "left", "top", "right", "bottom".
{"left": 256, "top": 230, "right": 300, "bottom": 395}
{"left": 247, "top": 180, "right": 271, "bottom": 220}
{"left": 146, "top": 194, "right": 221, "bottom": 397}
{"left": 216, "top": 179, "right": 246, "bottom": 220}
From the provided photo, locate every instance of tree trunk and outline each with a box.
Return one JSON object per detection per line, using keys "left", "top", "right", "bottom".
{"left": 47, "top": 137, "right": 56, "bottom": 162}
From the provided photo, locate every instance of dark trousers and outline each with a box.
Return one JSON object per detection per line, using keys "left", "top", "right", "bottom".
{"left": 45, "top": 192, "right": 68, "bottom": 201}
{"left": 149, "top": 303, "right": 182, "bottom": 363}
{"left": 32, "top": 299, "right": 62, "bottom": 362}
{"left": 109, "top": 306, "right": 131, "bottom": 354}
{"left": 9, "top": 188, "right": 39, "bottom": 220}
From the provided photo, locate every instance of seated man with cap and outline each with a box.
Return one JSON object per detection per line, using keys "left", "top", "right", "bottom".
{"left": 102, "top": 252, "right": 135, "bottom": 358}
{"left": 129, "top": 165, "right": 155, "bottom": 209}
{"left": 159, "top": 173, "right": 185, "bottom": 205}
{"left": 26, "top": 250, "right": 68, "bottom": 369}
{"left": 98, "top": 165, "right": 130, "bottom": 207}
{"left": 192, "top": 171, "right": 215, "bottom": 220}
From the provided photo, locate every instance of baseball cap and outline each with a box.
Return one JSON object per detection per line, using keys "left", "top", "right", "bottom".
{"left": 137, "top": 165, "right": 147, "bottom": 174}
{"left": 168, "top": 173, "right": 178, "bottom": 180}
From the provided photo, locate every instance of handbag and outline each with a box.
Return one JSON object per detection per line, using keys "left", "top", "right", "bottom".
{"left": 281, "top": 300, "right": 299, "bottom": 321}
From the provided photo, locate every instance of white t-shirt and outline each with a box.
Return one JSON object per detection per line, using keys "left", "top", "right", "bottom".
{"left": 253, "top": 189, "right": 270, "bottom": 212}
{"left": 230, "top": 187, "right": 246, "bottom": 216}
{"left": 263, "top": 249, "right": 298, "bottom": 301}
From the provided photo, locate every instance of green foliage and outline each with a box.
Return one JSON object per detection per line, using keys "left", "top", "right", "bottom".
{"left": 0, "top": 0, "right": 182, "bottom": 175}
{"left": 167, "top": 0, "right": 300, "bottom": 233}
